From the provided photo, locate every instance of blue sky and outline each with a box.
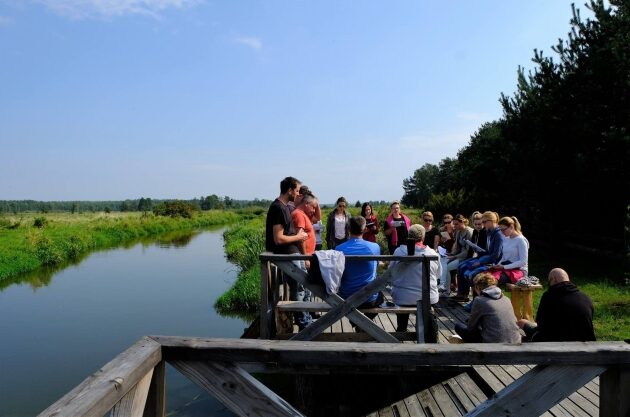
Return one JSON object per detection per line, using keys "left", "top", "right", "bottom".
{"left": 0, "top": 0, "right": 589, "bottom": 204}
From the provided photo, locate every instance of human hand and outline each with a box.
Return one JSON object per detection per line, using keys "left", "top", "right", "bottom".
{"left": 298, "top": 230, "right": 308, "bottom": 241}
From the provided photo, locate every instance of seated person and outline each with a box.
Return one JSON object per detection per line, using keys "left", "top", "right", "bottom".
{"left": 518, "top": 268, "right": 595, "bottom": 342}
{"left": 337, "top": 216, "right": 383, "bottom": 327}
{"left": 455, "top": 211, "right": 503, "bottom": 301}
{"left": 388, "top": 224, "right": 440, "bottom": 332}
{"left": 454, "top": 272, "right": 521, "bottom": 343}
{"left": 489, "top": 216, "right": 529, "bottom": 285}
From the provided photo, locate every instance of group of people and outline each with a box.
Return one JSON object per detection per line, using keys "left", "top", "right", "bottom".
{"left": 265, "top": 176, "right": 595, "bottom": 342}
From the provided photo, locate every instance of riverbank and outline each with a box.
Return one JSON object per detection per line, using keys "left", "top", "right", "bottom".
{"left": 0, "top": 210, "right": 248, "bottom": 282}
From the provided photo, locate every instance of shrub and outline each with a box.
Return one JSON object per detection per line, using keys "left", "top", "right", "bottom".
{"left": 33, "top": 217, "right": 48, "bottom": 228}
{"left": 153, "top": 201, "right": 198, "bottom": 218}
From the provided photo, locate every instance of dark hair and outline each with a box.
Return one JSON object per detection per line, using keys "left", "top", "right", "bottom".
{"left": 349, "top": 216, "right": 366, "bottom": 235}
{"left": 361, "top": 202, "right": 372, "bottom": 217}
{"left": 280, "top": 177, "right": 300, "bottom": 194}
{"left": 336, "top": 196, "right": 348, "bottom": 206}
{"left": 299, "top": 185, "right": 314, "bottom": 197}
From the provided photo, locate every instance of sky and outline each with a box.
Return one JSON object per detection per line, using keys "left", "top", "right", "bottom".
{"left": 0, "top": 0, "right": 592, "bottom": 204}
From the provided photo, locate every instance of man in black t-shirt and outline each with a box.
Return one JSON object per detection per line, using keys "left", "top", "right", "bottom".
{"left": 265, "top": 176, "right": 310, "bottom": 329}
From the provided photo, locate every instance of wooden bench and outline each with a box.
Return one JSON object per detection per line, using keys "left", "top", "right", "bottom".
{"left": 275, "top": 301, "right": 417, "bottom": 335}
{"left": 505, "top": 282, "right": 543, "bottom": 321}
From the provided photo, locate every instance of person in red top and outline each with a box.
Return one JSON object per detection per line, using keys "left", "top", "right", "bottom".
{"left": 292, "top": 194, "right": 317, "bottom": 262}
{"left": 361, "top": 202, "right": 380, "bottom": 243}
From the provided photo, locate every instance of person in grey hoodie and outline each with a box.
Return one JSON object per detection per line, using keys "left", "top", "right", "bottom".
{"left": 454, "top": 272, "right": 521, "bottom": 343}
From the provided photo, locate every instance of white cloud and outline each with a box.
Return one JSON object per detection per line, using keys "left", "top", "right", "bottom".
{"left": 34, "top": 0, "right": 202, "bottom": 19}
{"left": 233, "top": 36, "right": 262, "bottom": 50}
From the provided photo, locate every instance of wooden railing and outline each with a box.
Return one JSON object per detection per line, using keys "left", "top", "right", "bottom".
{"left": 39, "top": 337, "right": 630, "bottom": 417}
{"left": 259, "top": 252, "right": 437, "bottom": 342}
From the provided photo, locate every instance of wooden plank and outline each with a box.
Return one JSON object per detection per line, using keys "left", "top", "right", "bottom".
{"left": 599, "top": 365, "right": 630, "bottom": 417}
{"left": 170, "top": 360, "right": 304, "bottom": 417}
{"left": 260, "top": 253, "right": 438, "bottom": 262}
{"left": 429, "top": 383, "right": 463, "bottom": 416}
{"left": 453, "top": 373, "right": 487, "bottom": 408}
{"left": 142, "top": 360, "right": 165, "bottom": 417}
{"left": 39, "top": 337, "right": 162, "bottom": 417}
{"left": 417, "top": 389, "right": 445, "bottom": 417}
{"left": 276, "top": 301, "right": 416, "bottom": 314}
{"left": 467, "top": 365, "right": 605, "bottom": 417}
{"left": 152, "top": 336, "right": 630, "bottom": 367}
{"left": 110, "top": 368, "right": 154, "bottom": 417}
{"left": 402, "top": 392, "right": 427, "bottom": 417}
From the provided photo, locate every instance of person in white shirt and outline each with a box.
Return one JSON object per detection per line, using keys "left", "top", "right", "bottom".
{"left": 388, "top": 224, "right": 441, "bottom": 332}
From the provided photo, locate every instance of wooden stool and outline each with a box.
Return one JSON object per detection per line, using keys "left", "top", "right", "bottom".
{"left": 505, "top": 283, "right": 543, "bottom": 321}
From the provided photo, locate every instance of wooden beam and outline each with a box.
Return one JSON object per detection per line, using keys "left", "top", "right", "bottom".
{"left": 260, "top": 260, "right": 271, "bottom": 339}
{"left": 110, "top": 368, "right": 154, "bottom": 417}
{"left": 600, "top": 365, "right": 630, "bottom": 417}
{"left": 170, "top": 360, "right": 304, "bottom": 417}
{"left": 466, "top": 365, "right": 605, "bottom": 417}
{"left": 276, "top": 260, "right": 400, "bottom": 342}
{"left": 260, "top": 252, "right": 438, "bottom": 262}
{"left": 38, "top": 336, "right": 162, "bottom": 417}
{"left": 151, "top": 336, "right": 630, "bottom": 367}
{"left": 142, "top": 360, "right": 165, "bottom": 417}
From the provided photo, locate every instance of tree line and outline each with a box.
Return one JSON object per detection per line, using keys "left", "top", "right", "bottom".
{"left": 401, "top": 0, "right": 629, "bottom": 258}
{"left": 0, "top": 195, "right": 273, "bottom": 214}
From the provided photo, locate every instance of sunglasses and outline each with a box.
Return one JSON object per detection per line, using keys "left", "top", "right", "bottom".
{"left": 423, "top": 218, "right": 433, "bottom": 222}
{"left": 443, "top": 221, "right": 452, "bottom": 224}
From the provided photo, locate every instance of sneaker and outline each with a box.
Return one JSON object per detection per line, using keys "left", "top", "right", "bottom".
{"left": 448, "top": 334, "right": 464, "bottom": 344}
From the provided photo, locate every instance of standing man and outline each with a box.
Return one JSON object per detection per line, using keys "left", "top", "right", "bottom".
{"left": 265, "top": 177, "right": 310, "bottom": 329}
{"left": 337, "top": 216, "right": 383, "bottom": 330}
{"left": 518, "top": 268, "right": 596, "bottom": 341}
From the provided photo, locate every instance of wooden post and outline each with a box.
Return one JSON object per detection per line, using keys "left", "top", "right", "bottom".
{"left": 260, "top": 259, "right": 271, "bottom": 339}
{"left": 142, "top": 361, "right": 166, "bottom": 417}
{"left": 600, "top": 365, "right": 630, "bottom": 417}
{"left": 110, "top": 368, "right": 154, "bottom": 417}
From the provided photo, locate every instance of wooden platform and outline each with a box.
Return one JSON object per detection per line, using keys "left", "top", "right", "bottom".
{"left": 353, "top": 296, "right": 602, "bottom": 417}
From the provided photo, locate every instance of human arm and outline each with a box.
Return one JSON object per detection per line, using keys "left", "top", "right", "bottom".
{"left": 273, "top": 224, "right": 307, "bottom": 246}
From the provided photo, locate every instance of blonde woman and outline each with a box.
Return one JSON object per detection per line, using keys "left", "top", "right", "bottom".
{"left": 454, "top": 211, "right": 504, "bottom": 301}
{"left": 489, "top": 216, "right": 529, "bottom": 284}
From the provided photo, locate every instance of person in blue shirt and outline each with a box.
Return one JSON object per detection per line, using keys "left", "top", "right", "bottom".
{"left": 337, "top": 216, "right": 383, "bottom": 327}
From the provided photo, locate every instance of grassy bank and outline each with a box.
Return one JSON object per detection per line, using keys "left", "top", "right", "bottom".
{"left": 215, "top": 217, "right": 264, "bottom": 315}
{"left": 0, "top": 210, "right": 242, "bottom": 282}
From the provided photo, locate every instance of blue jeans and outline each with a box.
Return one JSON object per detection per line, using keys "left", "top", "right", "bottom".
{"left": 288, "top": 260, "right": 312, "bottom": 327}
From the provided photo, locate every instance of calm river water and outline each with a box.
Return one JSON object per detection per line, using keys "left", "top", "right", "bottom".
{"left": 0, "top": 228, "right": 246, "bottom": 417}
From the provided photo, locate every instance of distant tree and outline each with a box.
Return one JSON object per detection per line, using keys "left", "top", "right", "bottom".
{"left": 71, "top": 202, "right": 78, "bottom": 214}
{"left": 355, "top": 200, "right": 361, "bottom": 208}
{"left": 401, "top": 163, "right": 439, "bottom": 208}
{"left": 223, "top": 196, "right": 233, "bottom": 209}
{"left": 137, "top": 197, "right": 152, "bottom": 212}
{"left": 153, "top": 200, "right": 198, "bottom": 218}
{"left": 104, "top": 207, "right": 111, "bottom": 214}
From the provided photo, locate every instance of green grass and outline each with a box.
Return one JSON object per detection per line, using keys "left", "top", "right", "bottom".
{"left": 215, "top": 217, "right": 265, "bottom": 316}
{"left": 525, "top": 248, "right": 629, "bottom": 341}
{"left": 0, "top": 210, "right": 240, "bottom": 282}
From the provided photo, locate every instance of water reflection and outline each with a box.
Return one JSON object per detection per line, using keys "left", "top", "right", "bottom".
{"left": 0, "top": 228, "right": 244, "bottom": 417}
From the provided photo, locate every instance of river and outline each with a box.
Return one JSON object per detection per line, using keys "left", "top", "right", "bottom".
{"left": 0, "top": 228, "right": 245, "bottom": 417}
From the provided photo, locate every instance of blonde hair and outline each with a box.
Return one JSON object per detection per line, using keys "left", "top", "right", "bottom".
{"left": 498, "top": 216, "right": 522, "bottom": 234}
{"left": 471, "top": 211, "right": 482, "bottom": 221}
{"left": 421, "top": 211, "right": 434, "bottom": 220}
{"left": 481, "top": 211, "right": 498, "bottom": 223}
{"left": 473, "top": 272, "right": 497, "bottom": 290}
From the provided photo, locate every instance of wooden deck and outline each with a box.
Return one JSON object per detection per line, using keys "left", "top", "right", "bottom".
{"left": 259, "top": 251, "right": 617, "bottom": 417}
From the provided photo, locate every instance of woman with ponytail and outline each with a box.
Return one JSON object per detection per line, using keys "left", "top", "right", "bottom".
{"left": 490, "top": 216, "right": 529, "bottom": 285}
